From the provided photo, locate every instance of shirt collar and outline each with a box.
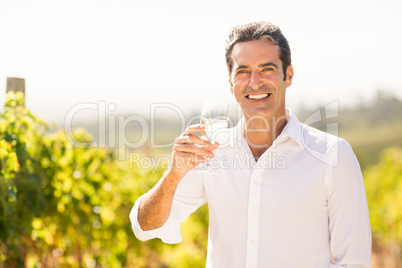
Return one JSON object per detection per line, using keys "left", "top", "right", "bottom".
{"left": 232, "top": 108, "right": 304, "bottom": 149}
{"left": 278, "top": 108, "right": 304, "bottom": 148}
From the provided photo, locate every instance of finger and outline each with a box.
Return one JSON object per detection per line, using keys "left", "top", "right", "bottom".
{"left": 182, "top": 124, "right": 205, "bottom": 135}
{"left": 194, "top": 154, "right": 210, "bottom": 164}
{"left": 173, "top": 144, "right": 215, "bottom": 158}
{"left": 175, "top": 135, "right": 212, "bottom": 147}
{"left": 175, "top": 136, "right": 220, "bottom": 151}
{"left": 171, "top": 152, "right": 209, "bottom": 171}
{"left": 174, "top": 152, "right": 209, "bottom": 164}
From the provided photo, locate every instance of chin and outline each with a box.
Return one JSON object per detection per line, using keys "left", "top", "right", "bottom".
{"left": 243, "top": 107, "right": 274, "bottom": 120}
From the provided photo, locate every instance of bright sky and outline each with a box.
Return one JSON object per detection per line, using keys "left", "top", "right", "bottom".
{"left": 1, "top": 0, "right": 401, "bottom": 124}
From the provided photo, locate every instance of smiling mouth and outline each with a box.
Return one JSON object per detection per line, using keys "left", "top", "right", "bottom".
{"left": 246, "top": 93, "right": 271, "bottom": 100}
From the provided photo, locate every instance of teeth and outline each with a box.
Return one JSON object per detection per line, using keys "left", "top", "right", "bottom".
{"left": 247, "top": 93, "right": 269, "bottom": 100}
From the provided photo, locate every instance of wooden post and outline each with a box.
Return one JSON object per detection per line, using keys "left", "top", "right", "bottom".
{"left": 6, "top": 77, "right": 25, "bottom": 94}
{"left": 6, "top": 77, "right": 25, "bottom": 106}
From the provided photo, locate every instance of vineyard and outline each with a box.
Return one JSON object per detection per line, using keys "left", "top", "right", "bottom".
{"left": 1, "top": 91, "right": 401, "bottom": 267}
{"left": 0, "top": 92, "right": 207, "bottom": 267}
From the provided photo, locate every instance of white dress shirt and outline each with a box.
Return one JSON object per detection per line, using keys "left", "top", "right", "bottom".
{"left": 130, "top": 110, "right": 372, "bottom": 268}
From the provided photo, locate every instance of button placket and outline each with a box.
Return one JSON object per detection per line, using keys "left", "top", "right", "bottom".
{"left": 245, "top": 163, "right": 264, "bottom": 268}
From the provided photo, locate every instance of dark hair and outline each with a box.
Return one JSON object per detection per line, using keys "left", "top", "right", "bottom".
{"left": 225, "top": 21, "right": 292, "bottom": 80}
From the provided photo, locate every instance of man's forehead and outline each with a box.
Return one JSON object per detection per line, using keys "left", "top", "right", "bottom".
{"left": 231, "top": 39, "right": 281, "bottom": 66}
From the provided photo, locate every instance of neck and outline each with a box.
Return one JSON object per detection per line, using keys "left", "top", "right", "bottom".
{"left": 243, "top": 112, "right": 288, "bottom": 161}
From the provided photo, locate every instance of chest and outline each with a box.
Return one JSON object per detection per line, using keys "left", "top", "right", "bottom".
{"left": 203, "top": 147, "right": 328, "bottom": 219}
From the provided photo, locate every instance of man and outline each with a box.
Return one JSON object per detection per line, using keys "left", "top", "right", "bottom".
{"left": 130, "top": 21, "right": 372, "bottom": 268}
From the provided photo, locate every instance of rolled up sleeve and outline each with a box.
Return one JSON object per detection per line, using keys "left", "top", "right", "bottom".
{"left": 130, "top": 170, "right": 206, "bottom": 244}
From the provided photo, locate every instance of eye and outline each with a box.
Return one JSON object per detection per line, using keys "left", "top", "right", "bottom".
{"left": 236, "top": 69, "right": 249, "bottom": 75}
{"left": 262, "top": 67, "right": 274, "bottom": 72}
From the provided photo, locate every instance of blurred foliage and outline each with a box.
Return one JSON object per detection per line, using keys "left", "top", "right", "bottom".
{"left": 365, "top": 147, "right": 402, "bottom": 245}
{"left": 0, "top": 92, "right": 208, "bottom": 267}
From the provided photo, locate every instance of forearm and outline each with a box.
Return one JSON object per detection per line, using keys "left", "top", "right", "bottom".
{"left": 137, "top": 124, "right": 215, "bottom": 231}
{"left": 138, "top": 169, "right": 184, "bottom": 231}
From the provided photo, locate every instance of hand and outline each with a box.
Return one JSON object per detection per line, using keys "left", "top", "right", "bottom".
{"left": 169, "top": 124, "right": 219, "bottom": 179}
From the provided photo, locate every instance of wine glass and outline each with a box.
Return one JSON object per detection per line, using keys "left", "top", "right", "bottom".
{"left": 196, "top": 100, "right": 228, "bottom": 174}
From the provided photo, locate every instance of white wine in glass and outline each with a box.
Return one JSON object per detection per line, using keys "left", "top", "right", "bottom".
{"left": 201, "top": 119, "right": 228, "bottom": 143}
{"left": 197, "top": 100, "right": 228, "bottom": 174}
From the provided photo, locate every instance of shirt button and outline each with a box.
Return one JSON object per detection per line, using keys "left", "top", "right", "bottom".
{"left": 253, "top": 180, "right": 259, "bottom": 185}
{"left": 250, "top": 240, "right": 254, "bottom": 246}
{"left": 251, "top": 209, "right": 256, "bottom": 215}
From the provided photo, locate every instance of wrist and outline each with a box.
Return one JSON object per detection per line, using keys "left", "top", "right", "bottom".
{"left": 167, "top": 168, "right": 186, "bottom": 182}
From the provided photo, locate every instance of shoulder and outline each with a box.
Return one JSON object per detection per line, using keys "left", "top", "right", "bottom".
{"left": 300, "top": 123, "right": 339, "bottom": 150}
{"left": 300, "top": 124, "right": 356, "bottom": 166}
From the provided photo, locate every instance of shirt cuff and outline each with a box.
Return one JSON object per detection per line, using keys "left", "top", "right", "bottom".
{"left": 329, "top": 264, "right": 344, "bottom": 268}
{"left": 329, "top": 263, "right": 372, "bottom": 268}
{"left": 129, "top": 194, "right": 183, "bottom": 244}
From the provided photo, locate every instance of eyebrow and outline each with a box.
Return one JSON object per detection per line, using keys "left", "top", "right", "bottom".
{"left": 235, "top": 62, "right": 279, "bottom": 72}
{"left": 260, "top": 62, "right": 279, "bottom": 69}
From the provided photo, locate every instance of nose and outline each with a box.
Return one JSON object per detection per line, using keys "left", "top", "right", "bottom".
{"left": 249, "top": 70, "right": 263, "bottom": 90}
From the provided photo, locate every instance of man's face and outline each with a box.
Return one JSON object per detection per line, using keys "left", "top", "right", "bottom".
{"left": 229, "top": 39, "right": 293, "bottom": 122}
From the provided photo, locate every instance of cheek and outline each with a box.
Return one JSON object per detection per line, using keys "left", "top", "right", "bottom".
{"left": 231, "top": 88, "right": 242, "bottom": 102}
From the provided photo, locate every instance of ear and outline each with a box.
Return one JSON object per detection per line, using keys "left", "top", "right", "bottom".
{"left": 285, "top": 64, "right": 294, "bottom": 88}
{"left": 229, "top": 78, "right": 234, "bottom": 94}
